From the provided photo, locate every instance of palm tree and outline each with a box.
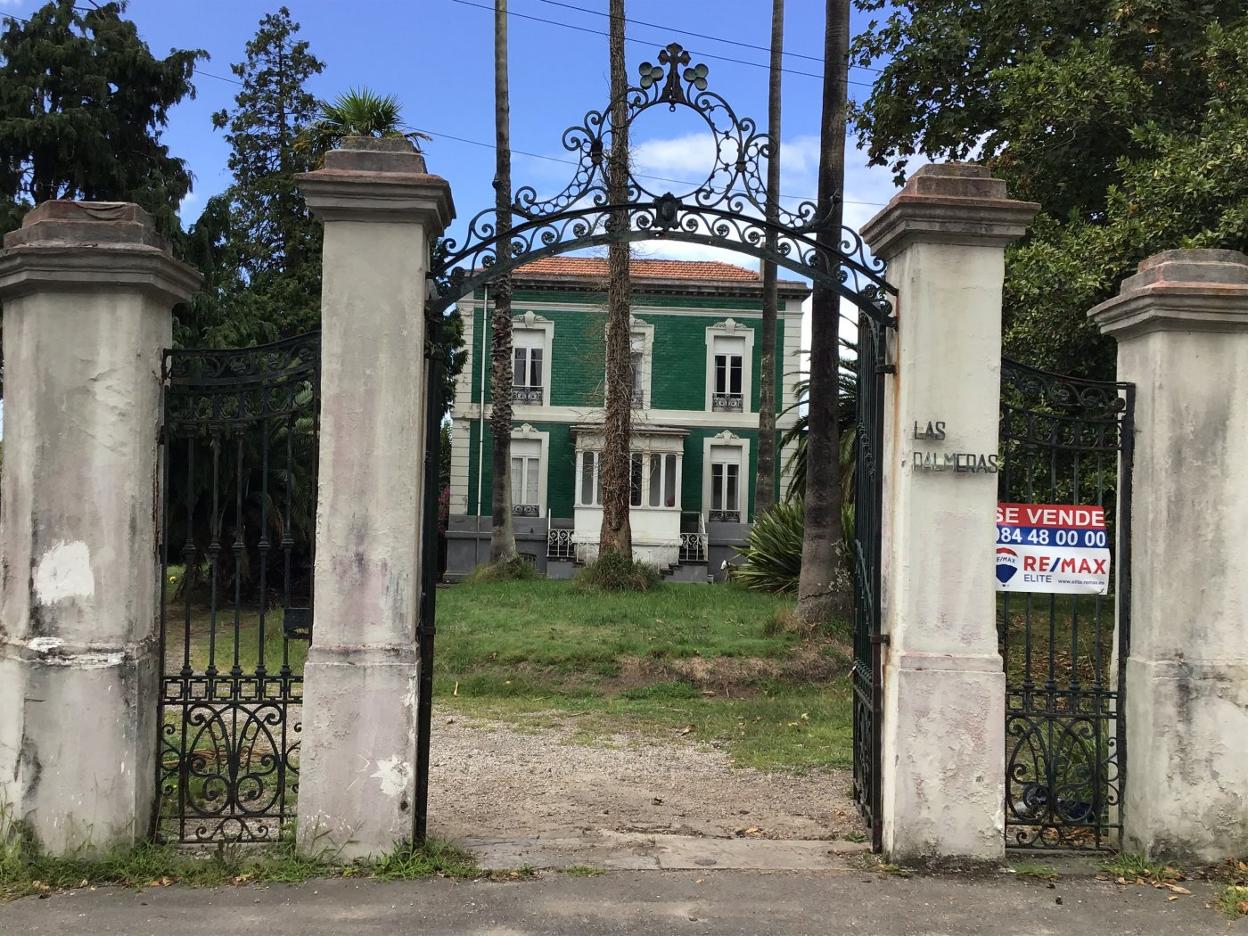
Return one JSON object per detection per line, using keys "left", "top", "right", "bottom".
{"left": 755, "top": 0, "right": 785, "bottom": 514}
{"left": 300, "top": 87, "right": 429, "bottom": 154}
{"left": 598, "top": 0, "right": 634, "bottom": 558}
{"left": 488, "top": 0, "right": 518, "bottom": 562}
{"left": 795, "top": 0, "right": 853, "bottom": 626}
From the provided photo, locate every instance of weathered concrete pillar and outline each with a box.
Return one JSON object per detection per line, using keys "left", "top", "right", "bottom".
{"left": 0, "top": 202, "right": 200, "bottom": 853}
{"left": 1090, "top": 249, "right": 1248, "bottom": 861}
{"left": 861, "top": 164, "right": 1038, "bottom": 860}
{"left": 295, "top": 138, "right": 453, "bottom": 858}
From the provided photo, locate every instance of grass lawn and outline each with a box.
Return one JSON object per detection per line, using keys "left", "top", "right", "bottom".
{"left": 432, "top": 579, "right": 854, "bottom": 773}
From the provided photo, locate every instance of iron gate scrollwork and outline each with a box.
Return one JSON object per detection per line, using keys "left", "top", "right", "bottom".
{"left": 998, "top": 358, "right": 1133, "bottom": 850}
{"left": 428, "top": 41, "right": 895, "bottom": 328}
{"left": 156, "top": 332, "right": 321, "bottom": 844}
{"left": 851, "top": 313, "right": 889, "bottom": 852}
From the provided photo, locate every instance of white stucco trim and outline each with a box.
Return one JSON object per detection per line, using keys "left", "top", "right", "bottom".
{"left": 701, "top": 430, "right": 751, "bottom": 523}
{"left": 459, "top": 297, "right": 807, "bottom": 321}
{"left": 449, "top": 401, "right": 799, "bottom": 431}
{"left": 704, "top": 318, "right": 755, "bottom": 415}
{"left": 511, "top": 422, "right": 550, "bottom": 517}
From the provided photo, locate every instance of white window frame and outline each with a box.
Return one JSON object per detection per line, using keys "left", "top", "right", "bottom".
{"left": 511, "top": 311, "right": 554, "bottom": 408}
{"left": 705, "top": 318, "right": 754, "bottom": 414}
{"left": 702, "top": 430, "right": 751, "bottom": 523}
{"left": 510, "top": 423, "right": 549, "bottom": 517}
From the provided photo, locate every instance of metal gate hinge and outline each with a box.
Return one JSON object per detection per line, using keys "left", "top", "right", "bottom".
{"left": 871, "top": 634, "right": 891, "bottom": 646}
{"left": 876, "top": 364, "right": 896, "bottom": 375}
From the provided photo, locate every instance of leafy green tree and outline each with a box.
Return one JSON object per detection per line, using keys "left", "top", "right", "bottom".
{"left": 851, "top": 1, "right": 1248, "bottom": 377}
{"left": 0, "top": 0, "right": 204, "bottom": 236}
{"left": 201, "top": 5, "right": 325, "bottom": 343}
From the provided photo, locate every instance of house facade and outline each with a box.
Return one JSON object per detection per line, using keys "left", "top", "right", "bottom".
{"left": 445, "top": 257, "right": 809, "bottom": 581}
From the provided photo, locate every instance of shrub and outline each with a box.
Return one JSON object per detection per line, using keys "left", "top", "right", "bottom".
{"left": 729, "top": 502, "right": 804, "bottom": 594}
{"left": 576, "top": 550, "right": 661, "bottom": 592}
{"left": 466, "top": 555, "right": 538, "bottom": 583}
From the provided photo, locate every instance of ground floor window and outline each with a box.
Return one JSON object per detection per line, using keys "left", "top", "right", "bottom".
{"left": 577, "top": 445, "right": 682, "bottom": 510}
{"left": 709, "top": 444, "right": 742, "bottom": 522}
{"left": 511, "top": 439, "right": 541, "bottom": 516}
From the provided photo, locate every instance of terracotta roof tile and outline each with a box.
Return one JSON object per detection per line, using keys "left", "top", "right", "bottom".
{"left": 513, "top": 256, "right": 761, "bottom": 282}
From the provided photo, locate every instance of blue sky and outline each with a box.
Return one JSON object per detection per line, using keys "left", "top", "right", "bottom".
{"left": 3, "top": 0, "right": 902, "bottom": 244}
{"left": 2, "top": 0, "right": 903, "bottom": 343}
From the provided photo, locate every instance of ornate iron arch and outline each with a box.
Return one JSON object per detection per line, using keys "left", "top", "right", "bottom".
{"left": 429, "top": 42, "right": 895, "bottom": 323}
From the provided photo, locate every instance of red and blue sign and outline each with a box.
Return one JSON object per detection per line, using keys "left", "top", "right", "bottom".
{"left": 995, "top": 503, "right": 1111, "bottom": 595}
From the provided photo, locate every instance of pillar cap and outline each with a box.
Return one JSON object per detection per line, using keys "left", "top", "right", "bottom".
{"left": 860, "top": 163, "right": 1040, "bottom": 260}
{"left": 0, "top": 200, "right": 201, "bottom": 303}
{"left": 1089, "top": 249, "right": 1248, "bottom": 338}
{"left": 297, "top": 136, "right": 455, "bottom": 229}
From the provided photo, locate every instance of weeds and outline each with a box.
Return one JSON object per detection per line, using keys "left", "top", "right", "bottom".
{"left": 0, "top": 837, "right": 482, "bottom": 903}
{"left": 1010, "top": 861, "right": 1058, "bottom": 881}
{"left": 466, "top": 555, "right": 539, "bottom": 583}
{"left": 1217, "top": 885, "right": 1248, "bottom": 918}
{"left": 576, "top": 552, "right": 661, "bottom": 592}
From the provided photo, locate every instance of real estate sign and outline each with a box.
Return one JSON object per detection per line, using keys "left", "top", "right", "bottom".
{"left": 995, "top": 503, "right": 1111, "bottom": 595}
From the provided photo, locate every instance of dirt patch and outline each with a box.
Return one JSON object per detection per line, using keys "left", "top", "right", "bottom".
{"left": 599, "top": 644, "right": 848, "bottom": 696}
{"left": 427, "top": 713, "right": 863, "bottom": 844}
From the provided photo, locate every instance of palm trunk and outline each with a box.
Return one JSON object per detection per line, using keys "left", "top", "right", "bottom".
{"left": 597, "top": 0, "right": 633, "bottom": 557}
{"left": 488, "top": 0, "right": 517, "bottom": 562}
{"left": 796, "top": 0, "right": 851, "bottom": 626}
{"left": 756, "top": 0, "right": 785, "bottom": 514}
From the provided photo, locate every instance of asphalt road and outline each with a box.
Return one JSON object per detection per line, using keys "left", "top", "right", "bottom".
{"left": 0, "top": 870, "right": 1236, "bottom": 936}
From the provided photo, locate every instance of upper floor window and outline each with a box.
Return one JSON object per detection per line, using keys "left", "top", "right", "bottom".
{"left": 713, "top": 348, "right": 744, "bottom": 412}
{"left": 513, "top": 341, "right": 544, "bottom": 405}
{"left": 510, "top": 314, "right": 553, "bottom": 406}
{"left": 629, "top": 349, "right": 645, "bottom": 407}
{"left": 706, "top": 320, "right": 753, "bottom": 414}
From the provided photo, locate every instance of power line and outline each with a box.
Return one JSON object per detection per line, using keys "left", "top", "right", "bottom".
{"left": 449, "top": 0, "right": 876, "bottom": 89}
{"left": 532, "top": 0, "right": 882, "bottom": 74}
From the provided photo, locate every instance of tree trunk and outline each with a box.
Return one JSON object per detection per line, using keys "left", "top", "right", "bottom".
{"left": 756, "top": 0, "right": 785, "bottom": 515}
{"left": 598, "top": 0, "right": 633, "bottom": 557}
{"left": 796, "top": 0, "right": 851, "bottom": 627}
{"left": 488, "top": 0, "right": 517, "bottom": 562}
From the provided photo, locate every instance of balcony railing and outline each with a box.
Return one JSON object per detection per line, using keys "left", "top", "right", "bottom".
{"left": 513, "top": 504, "right": 540, "bottom": 517}
{"left": 712, "top": 392, "right": 743, "bottom": 413}
{"left": 547, "top": 528, "right": 575, "bottom": 560}
{"left": 678, "top": 532, "right": 708, "bottom": 564}
{"left": 709, "top": 509, "right": 741, "bottom": 523}
{"left": 512, "top": 386, "right": 544, "bottom": 404}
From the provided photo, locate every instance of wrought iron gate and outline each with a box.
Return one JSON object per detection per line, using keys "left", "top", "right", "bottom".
{"left": 851, "top": 313, "right": 890, "bottom": 852}
{"left": 998, "top": 358, "right": 1133, "bottom": 849}
{"left": 156, "top": 333, "right": 320, "bottom": 843}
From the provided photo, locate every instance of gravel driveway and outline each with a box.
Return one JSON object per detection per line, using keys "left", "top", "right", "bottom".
{"left": 426, "top": 713, "right": 864, "bottom": 844}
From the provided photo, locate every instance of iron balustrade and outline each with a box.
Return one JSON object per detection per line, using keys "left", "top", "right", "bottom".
{"left": 547, "top": 528, "right": 576, "bottom": 560}
{"left": 512, "top": 386, "right": 544, "bottom": 405}
{"left": 997, "top": 358, "right": 1134, "bottom": 851}
{"left": 712, "top": 392, "right": 744, "bottom": 413}
{"left": 678, "top": 532, "right": 708, "bottom": 563}
{"left": 513, "top": 504, "right": 540, "bottom": 518}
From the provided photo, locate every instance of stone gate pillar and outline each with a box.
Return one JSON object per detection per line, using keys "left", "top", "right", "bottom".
{"left": 295, "top": 138, "right": 453, "bottom": 859}
{"left": 0, "top": 202, "right": 200, "bottom": 854}
{"left": 861, "top": 164, "right": 1038, "bottom": 860}
{"left": 1090, "top": 249, "right": 1248, "bottom": 861}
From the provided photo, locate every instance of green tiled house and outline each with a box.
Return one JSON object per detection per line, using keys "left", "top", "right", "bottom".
{"left": 445, "top": 257, "right": 808, "bottom": 580}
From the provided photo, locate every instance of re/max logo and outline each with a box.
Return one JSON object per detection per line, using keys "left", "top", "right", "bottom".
{"left": 1023, "top": 555, "right": 1107, "bottom": 574}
